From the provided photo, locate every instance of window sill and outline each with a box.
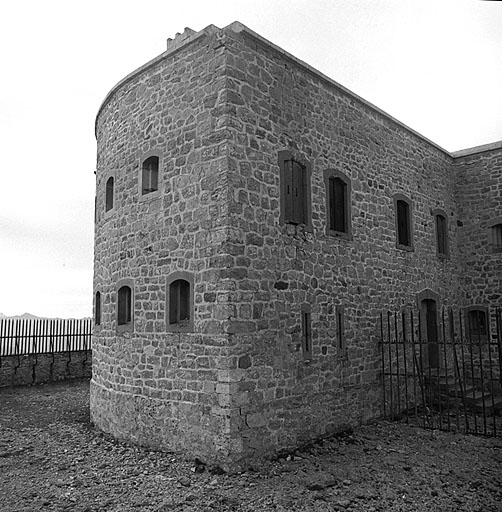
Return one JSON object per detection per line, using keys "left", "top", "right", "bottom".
{"left": 139, "top": 189, "right": 161, "bottom": 202}
{"left": 395, "top": 243, "right": 414, "bottom": 252}
{"left": 326, "top": 229, "right": 352, "bottom": 241}
{"left": 117, "top": 322, "right": 134, "bottom": 333}
{"left": 166, "top": 322, "right": 194, "bottom": 333}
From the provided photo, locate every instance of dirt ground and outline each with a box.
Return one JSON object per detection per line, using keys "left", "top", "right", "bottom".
{"left": 0, "top": 379, "right": 501, "bottom": 512}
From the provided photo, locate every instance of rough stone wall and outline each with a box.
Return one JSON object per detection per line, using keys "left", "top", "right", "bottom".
{"left": 0, "top": 351, "right": 91, "bottom": 388}
{"left": 219, "top": 26, "right": 465, "bottom": 459}
{"left": 91, "top": 22, "right": 501, "bottom": 468}
{"left": 454, "top": 145, "right": 502, "bottom": 309}
{"left": 91, "top": 28, "right": 239, "bottom": 465}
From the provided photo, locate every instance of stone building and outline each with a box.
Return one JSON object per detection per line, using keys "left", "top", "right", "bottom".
{"left": 91, "top": 22, "right": 502, "bottom": 469}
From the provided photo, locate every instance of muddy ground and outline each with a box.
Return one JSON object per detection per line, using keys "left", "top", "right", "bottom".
{"left": 0, "top": 379, "right": 501, "bottom": 512}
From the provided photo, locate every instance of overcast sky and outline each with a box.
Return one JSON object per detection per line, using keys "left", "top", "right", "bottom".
{"left": 1, "top": 0, "right": 501, "bottom": 318}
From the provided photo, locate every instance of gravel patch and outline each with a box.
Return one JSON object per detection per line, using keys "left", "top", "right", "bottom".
{"left": 0, "top": 379, "right": 501, "bottom": 511}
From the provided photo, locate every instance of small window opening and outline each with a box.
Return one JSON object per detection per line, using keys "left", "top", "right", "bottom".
{"left": 169, "top": 279, "right": 190, "bottom": 325}
{"left": 142, "top": 156, "right": 159, "bottom": 195}
{"left": 117, "top": 286, "right": 132, "bottom": 325}
{"left": 435, "top": 213, "right": 449, "bottom": 257}
{"left": 491, "top": 224, "right": 502, "bottom": 249}
{"left": 105, "top": 177, "right": 114, "bottom": 212}
{"left": 95, "top": 291, "right": 101, "bottom": 326}
{"left": 396, "top": 199, "right": 411, "bottom": 247}
{"left": 302, "top": 311, "right": 312, "bottom": 360}
{"left": 468, "top": 309, "right": 488, "bottom": 338}
{"left": 329, "top": 177, "right": 348, "bottom": 233}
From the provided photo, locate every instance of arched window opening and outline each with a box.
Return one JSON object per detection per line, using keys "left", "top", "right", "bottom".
{"left": 105, "top": 177, "right": 114, "bottom": 212}
{"left": 117, "top": 286, "right": 132, "bottom": 326}
{"left": 142, "top": 156, "right": 159, "bottom": 195}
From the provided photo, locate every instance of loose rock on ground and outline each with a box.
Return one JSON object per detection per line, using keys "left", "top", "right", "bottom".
{"left": 0, "top": 379, "right": 501, "bottom": 511}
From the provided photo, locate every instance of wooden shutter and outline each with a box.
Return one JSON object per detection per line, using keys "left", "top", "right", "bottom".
{"left": 179, "top": 281, "right": 189, "bottom": 321}
{"left": 291, "top": 160, "right": 305, "bottom": 224}
{"left": 284, "top": 160, "right": 294, "bottom": 222}
{"left": 169, "top": 281, "right": 178, "bottom": 324}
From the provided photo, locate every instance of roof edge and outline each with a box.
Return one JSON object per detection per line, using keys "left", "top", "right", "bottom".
{"left": 94, "top": 24, "right": 221, "bottom": 137}
{"left": 94, "top": 20, "right": 500, "bottom": 160}
{"left": 226, "top": 22, "right": 453, "bottom": 157}
{"left": 451, "top": 140, "right": 502, "bottom": 158}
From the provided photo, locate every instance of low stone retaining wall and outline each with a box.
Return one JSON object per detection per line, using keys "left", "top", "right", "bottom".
{"left": 0, "top": 351, "right": 92, "bottom": 388}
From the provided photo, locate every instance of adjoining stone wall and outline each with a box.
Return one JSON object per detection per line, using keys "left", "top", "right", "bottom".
{"left": 0, "top": 351, "right": 92, "bottom": 388}
{"left": 454, "top": 144, "right": 502, "bottom": 310}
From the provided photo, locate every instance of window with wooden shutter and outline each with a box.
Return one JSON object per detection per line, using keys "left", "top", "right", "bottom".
{"left": 279, "top": 151, "right": 311, "bottom": 228}
{"left": 291, "top": 160, "right": 305, "bottom": 224}
{"left": 434, "top": 210, "right": 449, "bottom": 258}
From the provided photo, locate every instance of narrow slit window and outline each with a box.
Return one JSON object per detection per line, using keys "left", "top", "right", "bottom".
{"left": 397, "top": 200, "right": 410, "bottom": 246}
{"left": 95, "top": 291, "right": 101, "bottom": 326}
{"left": 105, "top": 177, "right": 114, "bottom": 212}
{"left": 302, "top": 311, "right": 312, "bottom": 360}
{"left": 336, "top": 306, "right": 346, "bottom": 353}
{"left": 117, "top": 286, "right": 132, "bottom": 326}
{"left": 142, "top": 156, "right": 159, "bottom": 195}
